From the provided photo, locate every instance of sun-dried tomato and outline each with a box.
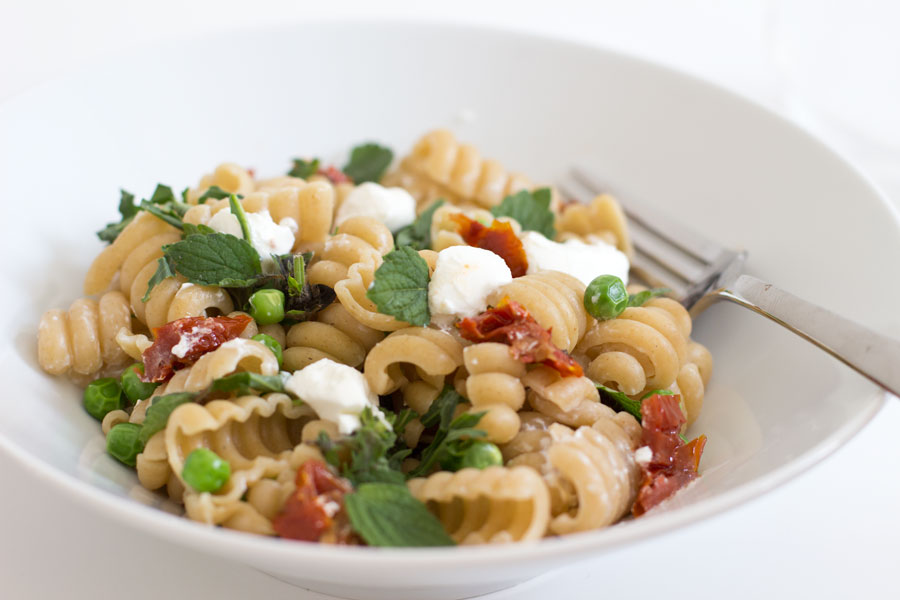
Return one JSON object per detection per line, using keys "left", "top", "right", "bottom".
{"left": 141, "top": 314, "right": 252, "bottom": 383}
{"left": 632, "top": 393, "right": 707, "bottom": 516}
{"left": 450, "top": 213, "right": 528, "bottom": 277}
{"left": 457, "top": 298, "right": 582, "bottom": 377}
{"left": 272, "top": 460, "right": 356, "bottom": 544}
{"left": 317, "top": 165, "right": 352, "bottom": 184}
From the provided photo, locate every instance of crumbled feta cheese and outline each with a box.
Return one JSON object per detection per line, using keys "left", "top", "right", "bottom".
{"left": 207, "top": 208, "right": 295, "bottom": 272}
{"left": 284, "top": 359, "right": 389, "bottom": 435}
{"left": 279, "top": 217, "right": 299, "bottom": 234}
{"left": 170, "top": 325, "right": 214, "bottom": 358}
{"left": 519, "top": 231, "right": 630, "bottom": 286}
{"left": 634, "top": 445, "right": 653, "bottom": 466}
{"left": 334, "top": 182, "right": 416, "bottom": 232}
{"left": 428, "top": 246, "right": 513, "bottom": 318}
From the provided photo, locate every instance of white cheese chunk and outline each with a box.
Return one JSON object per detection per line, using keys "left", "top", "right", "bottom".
{"left": 520, "top": 231, "right": 630, "bottom": 286}
{"left": 335, "top": 182, "right": 416, "bottom": 232}
{"left": 207, "top": 208, "right": 295, "bottom": 273}
{"left": 284, "top": 358, "right": 389, "bottom": 435}
{"left": 428, "top": 246, "right": 513, "bottom": 318}
{"left": 634, "top": 445, "right": 653, "bottom": 466}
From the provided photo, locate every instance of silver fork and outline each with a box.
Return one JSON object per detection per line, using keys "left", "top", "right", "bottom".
{"left": 560, "top": 167, "right": 900, "bottom": 398}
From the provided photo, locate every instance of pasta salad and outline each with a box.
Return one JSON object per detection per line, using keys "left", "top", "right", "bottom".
{"left": 37, "top": 129, "right": 711, "bottom": 546}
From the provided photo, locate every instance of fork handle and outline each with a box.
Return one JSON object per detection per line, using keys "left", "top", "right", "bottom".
{"left": 712, "top": 274, "right": 900, "bottom": 398}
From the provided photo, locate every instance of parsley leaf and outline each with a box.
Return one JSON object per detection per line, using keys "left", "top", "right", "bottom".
{"left": 394, "top": 199, "right": 445, "bottom": 250}
{"left": 408, "top": 386, "right": 487, "bottom": 478}
{"left": 366, "top": 246, "right": 430, "bottom": 326}
{"left": 195, "top": 185, "right": 233, "bottom": 205}
{"left": 342, "top": 142, "right": 393, "bottom": 183}
{"left": 490, "top": 188, "right": 555, "bottom": 238}
{"left": 162, "top": 233, "right": 261, "bottom": 287}
{"left": 345, "top": 483, "right": 455, "bottom": 547}
{"left": 287, "top": 158, "right": 321, "bottom": 179}
{"left": 628, "top": 288, "right": 672, "bottom": 307}
{"left": 139, "top": 392, "right": 197, "bottom": 444}
{"left": 317, "top": 408, "right": 406, "bottom": 486}
{"left": 96, "top": 189, "right": 140, "bottom": 243}
{"left": 209, "top": 372, "right": 286, "bottom": 396}
{"left": 142, "top": 256, "right": 177, "bottom": 302}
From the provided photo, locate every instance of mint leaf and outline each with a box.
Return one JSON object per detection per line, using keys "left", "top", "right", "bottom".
{"left": 628, "top": 288, "right": 672, "bottom": 307}
{"left": 343, "top": 142, "right": 393, "bottom": 183}
{"left": 97, "top": 189, "right": 139, "bottom": 243}
{"left": 394, "top": 199, "right": 445, "bottom": 250}
{"left": 345, "top": 483, "right": 455, "bottom": 547}
{"left": 366, "top": 246, "right": 430, "bottom": 326}
{"left": 149, "top": 184, "right": 176, "bottom": 205}
{"left": 163, "top": 233, "right": 261, "bottom": 287}
{"left": 596, "top": 384, "right": 644, "bottom": 420}
{"left": 287, "top": 158, "right": 320, "bottom": 179}
{"left": 491, "top": 188, "right": 555, "bottom": 238}
{"left": 142, "top": 256, "right": 177, "bottom": 302}
{"left": 419, "top": 385, "right": 464, "bottom": 430}
{"left": 139, "top": 392, "right": 197, "bottom": 444}
{"left": 209, "top": 372, "right": 285, "bottom": 396}
{"left": 408, "top": 386, "right": 487, "bottom": 478}
{"left": 196, "top": 185, "right": 232, "bottom": 205}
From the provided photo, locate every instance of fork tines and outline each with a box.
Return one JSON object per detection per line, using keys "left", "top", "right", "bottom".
{"left": 559, "top": 168, "right": 741, "bottom": 307}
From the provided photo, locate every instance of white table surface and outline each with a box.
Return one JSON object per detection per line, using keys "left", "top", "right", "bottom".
{"left": 2, "top": 2, "right": 898, "bottom": 598}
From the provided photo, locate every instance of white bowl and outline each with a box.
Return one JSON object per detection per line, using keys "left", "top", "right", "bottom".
{"left": 1, "top": 20, "right": 897, "bottom": 600}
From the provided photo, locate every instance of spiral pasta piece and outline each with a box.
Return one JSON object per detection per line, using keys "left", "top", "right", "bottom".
{"left": 429, "top": 203, "right": 496, "bottom": 251}
{"left": 183, "top": 444, "right": 325, "bottom": 535}
{"left": 364, "top": 327, "right": 464, "bottom": 395}
{"left": 556, "top": 194, "right": 633, "bottom": 257}
{"left": 524, "top": 366, "right": 611, "bottom": 428}
{"left": 461, "top": 343, "right": 526, "bottom": 444}
{"left": 383, "top": 129, "right": 534, "bottom": 212}
{"left": 37, "top": 291, "right": 132, "bottom": 377}
{"left": 407, "top": 466, "right": 551, "bottom": 544}
{"left": 306, "top": 216, "right": 394, "bottom": 288}
{"left": 184, "top": 162, "right": 256, "bottom": 204}
{"left": 577, "top": 300, "right": 689, "bottom": 395}
{"left": 282, "top": 303, "right": 384, "bottom": 371}
{"left": 543, "top": 417, "right": 641, "bottom": 534}
{"left": 487, "top": 270, "right": 590, "bottom": 353}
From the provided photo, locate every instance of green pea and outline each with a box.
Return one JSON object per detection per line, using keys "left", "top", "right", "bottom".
{"left": 584, "top": 275, "right": 629, "bottom": 320}
{"left": 182, "top": 448, "right": 231, "bottom": 492}
{"left": 459, "top": 441, "right": 503, "bottom": 470}
{"left": 248, "top": 289, "right": 285, "bottom": 325}
{"left": 120, "top": 363, "right": 159, "bottom": 403}
{"left": 252, "top": 333, "right": 283, "bottom": 368}
{"left": 83, "top": 378, "right": 124, "bottom": 421}
{"left": 106, "top": 423, "right": 144, "bottom": 467}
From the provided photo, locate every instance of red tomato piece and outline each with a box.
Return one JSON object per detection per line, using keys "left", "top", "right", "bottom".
{"left": 450, "top": 213, "right": 529, "bottom": 277}
{"left": 632, "top": 393, "right": 707, "bottom": 516}
{"left": 140, "top": 314, "right": 252, "bottom": 383}
{"left": 272, "top": 460, "right": 354, "bottom": 543}
{"left": 317, "top": 165, "right": 352, "bottom": 184}
{"left": 457, "top": 298, "right": 583, "bottom": 377}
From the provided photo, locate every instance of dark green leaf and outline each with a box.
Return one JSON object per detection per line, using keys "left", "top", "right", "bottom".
{"left": 366, "top": 246, "right": 430, "bottom": 326}
{"left": 139, "top": 392, "right": 197, "bottom": 444}
{"left": 209, "top": 372, "right": 285, "bottom": 396}
{"left": 149, "top": 184, "right": 177, "bottom": 205}
{"left": 163, "top": 233, "right": 261, "bottom": 287}
{"left": 287, "top": 158, "right": 321, "bottom": 179}
{"left": 419, "top": 385, "right": 465, "bottom": 429}
{"left": 408, "top": 387, "right": 486, "bottom": 478}
{"left": 345, "top": 483, "right": 455, "bottom": 547}
{"left": 142, "top": 255, "right": 177, "bottom": 302}
{"left": 316, "top": 407, "right": 405, "bottom": 487}
{"left": 394, "top": 199, "right": 445, "bottom": 250}
{"left": 342, "top": 143, "right": 393, "bottom": 183}
{"left": 490, "top": 188, "right": 555, "bottom": 238}
{"left": 628, "top": 288, "right": 672, "bottom": 307}
{"left": 596, "top": 383, "right": 643, "bottom": 420}
{"left": 140, "top": 199, "right": 185, "bottom": 229}
{"left": 196, "top": 185, "right": 233, "bottom": 205}
{"left": 96, "top": 189, "right": 139, "bottom": 243}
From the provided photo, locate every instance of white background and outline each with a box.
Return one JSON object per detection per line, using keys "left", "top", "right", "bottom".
{"left": 2, "top": 1, "right": 898, "bottom": 598}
